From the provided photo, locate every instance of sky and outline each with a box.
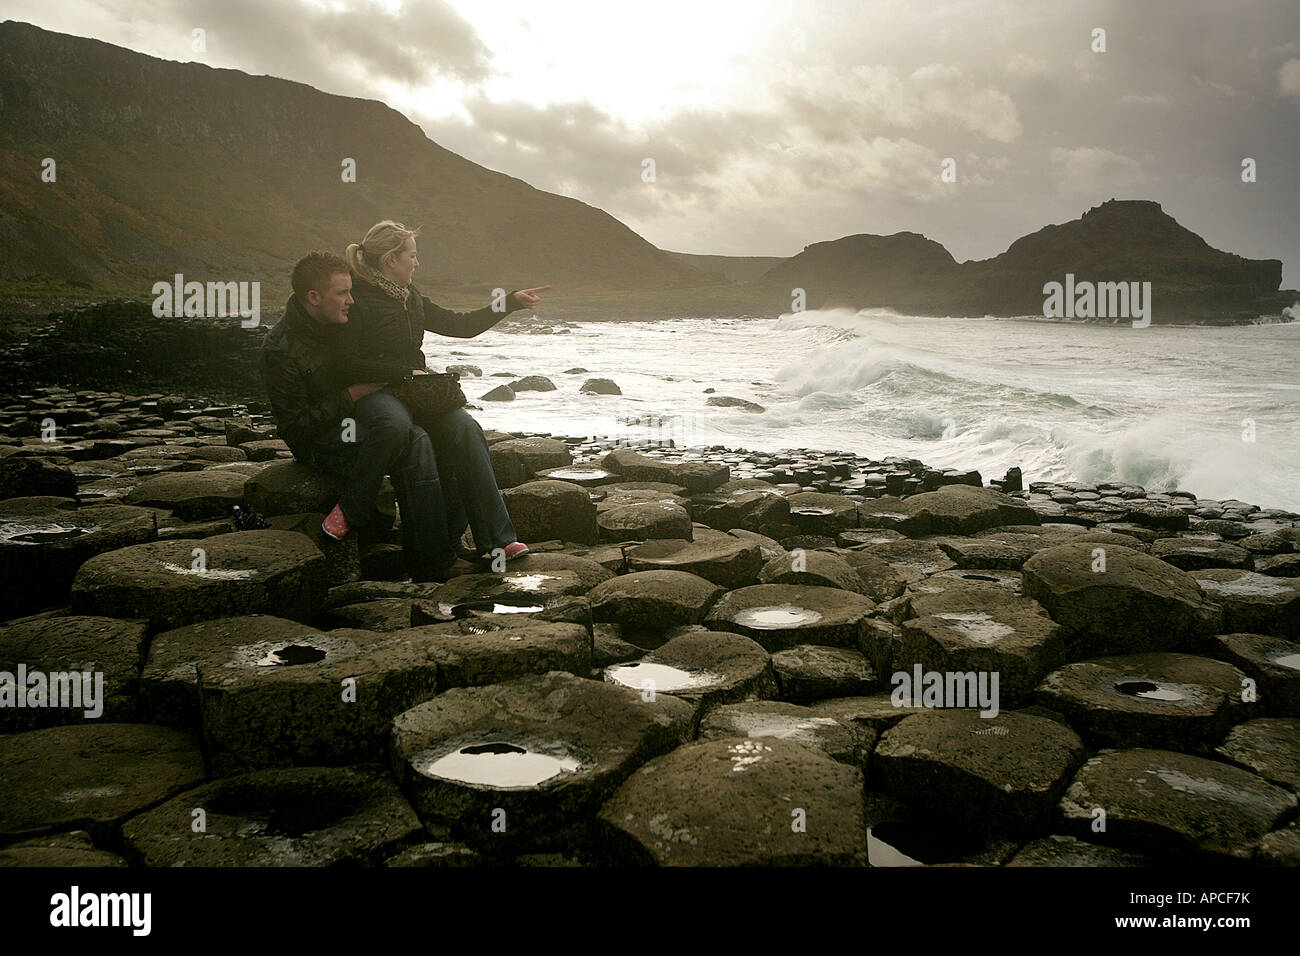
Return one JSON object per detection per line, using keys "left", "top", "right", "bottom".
{"left": 7, "top": 0, "right": 1300, "bottom": 285}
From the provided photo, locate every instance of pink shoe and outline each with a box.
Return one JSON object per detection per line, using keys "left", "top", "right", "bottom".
{"left": 322, "top": 505, "right": 350, "bottom": 540}
{"left": 503, "top": 541, "right": 530, "bottom": 559}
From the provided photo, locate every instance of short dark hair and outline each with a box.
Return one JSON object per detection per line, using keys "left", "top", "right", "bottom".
{"left": 291, "top": 251, "right": 350, "bottom": 299}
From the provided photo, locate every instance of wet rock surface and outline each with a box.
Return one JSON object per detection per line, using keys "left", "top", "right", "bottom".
{"left": 1059, "top": 748, "right": 1297, "bottom": 861}
{"left": 598, "top": 736, "right": 867, "bottom": 865}
{"left": 122, "top": 765, "right": 422, "bottom": 866}
{"left": 2, "top": 382, "right": 1298, "bottom": 865}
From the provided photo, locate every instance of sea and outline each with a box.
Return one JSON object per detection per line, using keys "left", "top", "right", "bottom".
{"left": 421, "top": 306, "right": 1300, "bottom": 514}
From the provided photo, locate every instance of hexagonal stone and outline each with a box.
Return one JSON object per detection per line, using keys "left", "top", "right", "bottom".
{"left": 858, "top": 539, "right": 957, "bottom": 576}
{"left": 601, "top": 448, "right": 728, "bottom": 494}
{"left": 1256, "top": 553, "right": 1300, "bottom": 577}
{"left": 1150, "top": 537, "right": 1252, "bottom": 571}
{"left": 903, "top": 485, "right": 1040, "bottom": 535}
{"left": 502, "top": 480, "right": 598, "bottom": 544}
{"left": 856, "top": 496, "right": 934, "bottom": 536}
{"left": 826, "top": 550, "right": 910, "bottom": 602}
{"left": 597, "top": 501, "right": 693, "bottom": 542}
{"left": 785, "top": 492, "right": 860, "bottom": 533}
{"left": 0, "top": 456, "right": 78, "bottom": 498}
{"left": 70, "top": 530, "right": 329, "bottom": 629}
{"left": 603, "top": 630, "right": 774, "bottom": 719}
{"left": 192, "top": 445, "right": 248, "bottom": 463}
{"left": 934, "top": 528, "right": 1078, "bottom": 570}
{"left": 401, "top": 617, "right": 591, "bottom": 689}
{"left": 896, "top": 589, "right": 1066, "bottom": 706}
{"left": 264, "top": 511, "right": 356, "bottom": 582}
{"left": 758, "top": 549, "right": 871, "bottom": 597}
{"left": 122, "top": 765, "right": 422, "bottom": 866}
{"left": 390, "top": 671, "right": 694, "bottom": 852}
{"left": 196, "top": 627, "right": 440, "bottom": 776}
{"left": 1190, "top": 570, "right": 1300, "bottom": 637}
{"left": 0, "top": 723, "right": 205, "bottom": 842}
{"left": 624, "top": 533, "right": 763, "bottom": 589}
{"left": 598, "top": 737, "right": 866, "bottom": 865}
{"left": 1023, "top": 542, "right": 1223, "bottom": 657}
{"left": 242, "top": 460, "right": 338, "bottom": 516}
{"left": 1059, "top": 748, "right": 1297, "bottom": 861}
{"left": 238, "top": 439, "right": 289, "bottom": 461}
{"left": 490, "top": 437, "right": 573, "bottom": 487}
{"left": 0, "top": 616, "right": 147, "bottom": 730}
{"left": 1215, "top": 718, "right": 1300, "bottom": 791}
{"left": 0, "top": 498, "right": 160, "bottom": 617}
{"left": 140, "top": 615, "right": 326, "bottom": 730}
{"left": 1255, "top": 821, "right": 1300, "bottom": 865}
{"left": 411, "top": 568, "right": 592, "bottom": 623}
{"left": 1006, "top": 834, "right": 1148, "bottom": 867}
{"left": 697, "top": 701, "right": 865, "bottom": 765}
{"left": 692, "top": 489, "right": 790, "bottom": 535}
{"left": 1211, "top": 633, "right": 1300, "bottom": 716}
{"left": 122, "top": 470, "right": 248, "bottom": 519}
{"left": 705, "top": 584, "right": 875, "bottom": 651}
{"left": 872, "top": 710, "right": 1086, "bottom": 836}
{"left": 588, "top": 570, "right": 724, "bottom": 632}
{"left": 489, "top": 551, "right": 615, "bottom": 589}
{"left": 1035, "top": 653, "right": 1255, "bottom": 754}
{"left": 771, "top": 645, "right": 877, "bottom": 702}
{"left": 0, "top": 831, "right": 127, "bottom": 867}
{"left": 384, "top": 842, "right": 482, "bottom": 867}
{"left": 318, "top": 599, "right": 415, "bottom": 631}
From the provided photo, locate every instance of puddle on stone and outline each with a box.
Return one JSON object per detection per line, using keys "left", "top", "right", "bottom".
{"left": 604, "top": 660, "right": 722, "bottom": 693}
{"left": 158, "top": 562, "right": 257, "bottom": 581}
{"left": 1114, "top": 680, "right": 1186, "bottom": 702}
{"left": 725, "top": 712, "right": 840, "bottom": 745}
{"left": 1, "top": 522, "right": 98, "bottom": 544}
{"left": 226, "top": 634, "right": 359, "bottom": 668}
{"left": 1270, "top": 652, "right": 1300, "bottom": 670}
{"left": 791, "top": 507, "right": 834, "bottom": 516}
{"left": 867, "top": 826, "right": 926, "bottom": 867}
{"left": 502, "top": 573, "right": 560, "bottom": 592}
{"left": 933, "top": 612, "right": 1015, "bottom": 645}
{"left": 7, "top": 525, "right": 93, "bottom": 543}
{"left": 437, "top": 595, "right": 547, "bottom": 617}
{"left": 546, "top": 468, "right": 612, "bottom": 481}
{"left": 414, "top": 742, "right": 581, "bottom": 788}
{"left": 732, "top": 604, "right": 824, "bottom": 629}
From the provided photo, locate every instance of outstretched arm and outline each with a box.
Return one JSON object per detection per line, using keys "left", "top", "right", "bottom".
{"left": 421, "top": 285, "right": 551, "bottom": 338}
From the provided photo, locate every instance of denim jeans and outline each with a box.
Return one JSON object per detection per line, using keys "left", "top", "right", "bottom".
{"left": 312, "top": 389, "right": 517, "bottom": 575}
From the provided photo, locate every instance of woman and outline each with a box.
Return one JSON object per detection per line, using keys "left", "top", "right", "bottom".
{"left": 325, "top": 219, "right": 549, "bottom": 580}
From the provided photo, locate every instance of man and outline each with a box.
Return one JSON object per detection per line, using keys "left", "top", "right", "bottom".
{"left": 260, "top": 251, "right": 471, "bottom": 581}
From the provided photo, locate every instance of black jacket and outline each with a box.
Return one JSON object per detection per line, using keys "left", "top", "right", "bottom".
{"left": 260, "top": 294, "right": 355, "bottom": 467}
{"left": 333, "top": 275, "right": 524, "bottom": 385}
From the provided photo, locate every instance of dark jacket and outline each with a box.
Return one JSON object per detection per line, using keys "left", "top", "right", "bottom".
{"left": 260, "top": 294, "right": 356, "bottom": 468}
{"left": 333, "top": 275, "right": 525, "bottom": 385}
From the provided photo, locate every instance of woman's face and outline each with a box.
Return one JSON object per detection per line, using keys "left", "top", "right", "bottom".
{"left": 384, "top": 236, "right": 418, "bottom": 285}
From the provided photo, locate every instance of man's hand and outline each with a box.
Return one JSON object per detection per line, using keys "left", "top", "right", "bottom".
{"left": 348, "top": 382, "right": 385, "bottom": 401}
{"left": 411, "top": 369, "right": 430, "bottom": 376}
{"left": 509, "top": 286, "right": 551, "bottom": 309}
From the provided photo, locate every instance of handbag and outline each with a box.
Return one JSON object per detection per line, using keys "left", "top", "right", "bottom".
{"left": 390, "top": 371, "right": 468, "bottom": 427}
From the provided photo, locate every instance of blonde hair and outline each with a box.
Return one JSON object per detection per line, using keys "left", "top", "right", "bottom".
{"left": 345, "top": 220, "right": 422, "bottom": 281}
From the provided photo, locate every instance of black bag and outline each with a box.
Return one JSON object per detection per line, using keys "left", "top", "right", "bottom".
{"left": 390, "top": 371, "right": 468, "bottom": 426}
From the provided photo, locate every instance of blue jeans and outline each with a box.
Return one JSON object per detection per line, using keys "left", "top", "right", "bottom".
{"left": 312, "top": 390, "right": 517, "bottom": 575}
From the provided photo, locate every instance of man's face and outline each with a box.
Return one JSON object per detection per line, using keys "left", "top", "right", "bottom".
{"left": 307, "top": 272, "right": 353, "bottom": 324}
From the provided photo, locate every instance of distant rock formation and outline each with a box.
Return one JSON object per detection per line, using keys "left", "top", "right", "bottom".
{"left": 754, "top": 200, "right": 1290, "bottom": 324}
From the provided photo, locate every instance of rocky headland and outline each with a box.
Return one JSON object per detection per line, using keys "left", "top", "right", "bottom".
{"left": 1, "top": 374, "right": 1298, "bottom": 868}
